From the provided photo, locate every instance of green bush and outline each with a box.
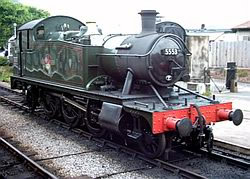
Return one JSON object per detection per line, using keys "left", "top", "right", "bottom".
{"left": 238, "top": 69, "right": 248, "bottom": 78}
{"left": 0, "top": 65, "right": 12, "bottom": 82}
{"left": 0, "top": 0, "right": 50, "bottom": 47}
{"left": 0, "top": 56, "right": 8, "bottom": 66}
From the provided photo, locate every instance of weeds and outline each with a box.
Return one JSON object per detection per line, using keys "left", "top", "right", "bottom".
{"left": 0, "top": 57, "right": 12, "bottom": 82}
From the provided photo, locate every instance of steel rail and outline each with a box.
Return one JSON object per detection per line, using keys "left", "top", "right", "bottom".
{"left": 0, "top": 84, "right": 22, "bottom": 95}
{"left": 0, "top": 137, "right": 58, "bottom": 179}
{"left": 213, "top": 139, "right": 250, "bottom": 155}
{"left": 0, "top": 84, "right": 29, "bottom": 111}
{"left": 199, "top": 148, "right": 250, "bottom": 170}
{"left": 0, "top": 95, "right": 29, "bottom": 111}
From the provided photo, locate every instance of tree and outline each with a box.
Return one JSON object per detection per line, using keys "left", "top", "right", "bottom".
{"left": 0, "top": 0, "right": 50, "bottom": 47}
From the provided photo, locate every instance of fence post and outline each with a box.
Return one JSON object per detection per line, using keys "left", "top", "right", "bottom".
{"left": 226, "top": 62, "right": 238, "bottom": 92}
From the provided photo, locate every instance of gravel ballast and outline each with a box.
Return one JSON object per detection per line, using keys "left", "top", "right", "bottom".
{"left": 0, "top": 104, "right": 177, "bottom": 178}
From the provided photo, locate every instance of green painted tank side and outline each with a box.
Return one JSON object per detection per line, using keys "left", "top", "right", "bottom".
{"left": 100, "top": 49, "right": 118, "bottom": 78}
{"left": 22, "top": 41, "right": 105, "bottom": 88}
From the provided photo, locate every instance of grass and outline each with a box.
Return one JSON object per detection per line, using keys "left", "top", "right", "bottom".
{"left": 0, "top": 57, "right": 12, "bottom": 83}
{"left": 0, "top": 56, "right": 8, "bottom": 66}
{"left": 202, "top": 90, "right": 212, "bottom": 97}
{"left": 237, "top": 69, "right": 248, "bottom": 78}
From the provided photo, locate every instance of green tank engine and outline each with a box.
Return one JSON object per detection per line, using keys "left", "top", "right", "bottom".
{"left": 10, "top": 10, "right": 243, "bottom": 159}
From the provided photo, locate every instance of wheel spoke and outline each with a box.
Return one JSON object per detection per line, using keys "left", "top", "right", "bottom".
{"left": 85, "top": 103, "right": 106, "bottom": 137}
{"left": 151, "top": 144, "right": 157, "bottom": 153}
{"left": 139, "top": 131, "right": 166, "bottom": 158}
{"left": 152, "top": 140, "right": 158, "bottom": 147}
{"left": 42, "top": 94, "right": 60, "bottom": 119}
{"left": 50, "top": 103, "right": 55, "bottom": 112}
{"left": 61, "top": 101, "right": 82, "bottom": 128}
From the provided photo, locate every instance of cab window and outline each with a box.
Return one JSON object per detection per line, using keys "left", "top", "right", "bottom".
{"left": 28, "top": 30, "right": 33, "bottom": 49}
{"left": 36, "top": 25, "right": 45, "bottom": 40}
{"left": 21, "top": 30, "right": 27, "bottom": 51}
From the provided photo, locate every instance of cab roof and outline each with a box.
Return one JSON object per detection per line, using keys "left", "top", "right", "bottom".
{"left": 18, "top": 15, "right": 85, "bottom": 31}
{"left": 18, "top": 19, "right": 44, "bottom": 31}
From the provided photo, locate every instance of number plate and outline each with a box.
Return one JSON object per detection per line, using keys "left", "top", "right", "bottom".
{"left": 162, "top": 48, "right": 179, "bottom": 56}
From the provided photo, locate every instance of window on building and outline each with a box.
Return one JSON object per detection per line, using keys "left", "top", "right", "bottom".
{"left": 243, "top": 36, "right": 250, "bottom": 41}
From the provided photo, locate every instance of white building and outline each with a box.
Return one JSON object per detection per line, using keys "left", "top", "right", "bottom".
{"left": 232, "top": 21, "right": 250, "bottom": 41}
{"left": 187, "top": 21, "right": 250, "bottom": 42}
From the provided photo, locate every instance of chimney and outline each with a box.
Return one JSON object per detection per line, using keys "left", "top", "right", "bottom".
{"left": 139, "top": 10, "right": 159, "bottom": 34}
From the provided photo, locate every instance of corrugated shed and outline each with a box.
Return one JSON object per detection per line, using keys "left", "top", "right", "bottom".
{"left": 209, "top": 41, "right": 250, "bottom": 68}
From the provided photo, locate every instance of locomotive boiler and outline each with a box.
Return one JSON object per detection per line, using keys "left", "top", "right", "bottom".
{"left": 10, "top": 10, "right": 243, "bottom": 159}
{"left": 101, "top": 10, "right": 190, "bottom": 89}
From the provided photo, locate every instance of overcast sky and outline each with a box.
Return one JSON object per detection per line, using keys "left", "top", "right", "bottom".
{"left": 19, "top": 0, "right": 250, "bottom": 34}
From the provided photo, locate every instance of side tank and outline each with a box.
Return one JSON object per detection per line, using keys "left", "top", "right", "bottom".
{"left": 100, "top": 10, "right": 190, "bottom": 87}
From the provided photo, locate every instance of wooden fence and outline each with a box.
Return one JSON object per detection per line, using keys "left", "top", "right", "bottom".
{"left": 209, "top": 41, "right": 250, "bottom": 68}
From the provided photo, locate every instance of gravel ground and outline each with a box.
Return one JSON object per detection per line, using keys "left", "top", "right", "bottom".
{"left": 0, "top": 104, "right": 178, "bottom": 178}
{"left": 175, "top": 158, "right": 250, "bottom": 179}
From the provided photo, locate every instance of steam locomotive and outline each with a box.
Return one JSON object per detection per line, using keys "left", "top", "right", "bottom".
{"left": 10, "top": 10, "right": 243, "bottom": 158}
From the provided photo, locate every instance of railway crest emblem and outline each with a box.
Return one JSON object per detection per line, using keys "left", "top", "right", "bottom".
{"left": 42, "top": 54, "right": 52, "bottom": 74}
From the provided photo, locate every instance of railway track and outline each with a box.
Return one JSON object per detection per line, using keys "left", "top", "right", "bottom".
{"left": 180, "top": 147, "right": 250, "bottom": 170}
{"left": 0, "top": 136, "right": 57, "bottom": 179}
{"left": 200, "top": 148, "right": 249, "bottom": 170}
{"left": 0, "top": 83, "right": 249, "bottom": 178}
{"left": 214, "top": 139, "right": 250, "bottom": 155}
